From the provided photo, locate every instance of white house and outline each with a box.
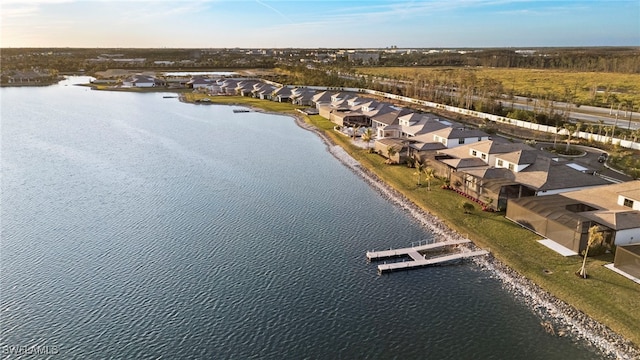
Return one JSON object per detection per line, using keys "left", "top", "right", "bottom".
{"left": 122, "top": 74, "right": 156, "bottom": 88}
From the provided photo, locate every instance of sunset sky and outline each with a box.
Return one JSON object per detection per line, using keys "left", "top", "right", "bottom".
{"left": 2, "top": 0, "right": 639, "bottom": 48}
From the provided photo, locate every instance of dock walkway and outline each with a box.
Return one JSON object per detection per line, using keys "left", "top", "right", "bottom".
{"left": 366, "top": 239, "right": 471, "bottom": 261}
{"left": 376, "top": 250, "right": 489, "bottom": 274}
{"left": 366, "top": 239, "right": 489, "bottom": 274}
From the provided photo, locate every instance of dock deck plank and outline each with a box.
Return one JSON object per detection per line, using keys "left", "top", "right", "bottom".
{"left": 377, "top": 250, "right": 489, "bottom": 273}
{"left": 366, "top": 239, "right": 471, "bottom": 261}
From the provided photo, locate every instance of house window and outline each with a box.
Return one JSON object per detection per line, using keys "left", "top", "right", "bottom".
{"left": 478, "top": 137, "right": 482, "bottom": 141}
{"left": 497, "top": 159, "right": 503, "bottom": 167}
{"left": 508, "top": 163, "right": 514, "bottom": 171}
{"left": 458, "top": 138, "right": 465, "bottom": 144}
{"left": 481, "top": 153, "right": 486, "bottom": 160}
{"left": 623, "top": 198, "right": 634, "bottom": 208}
{"left": 471, "top": 150, "right": 477, "bottom": 157}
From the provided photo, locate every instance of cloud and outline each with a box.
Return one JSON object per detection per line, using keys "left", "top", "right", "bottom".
{"left": 255, "top": 0, "right": 293, "bottom": 23}
{"left": 1, "top": 5, "right": 40, "bottom": 18}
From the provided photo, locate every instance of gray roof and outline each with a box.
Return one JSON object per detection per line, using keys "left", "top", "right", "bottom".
{"left": 441, "top": 157, "right": 488, "bottom": 169}
{"left": 431, "top": 127, "right": 489, "bottom": 140}
{"left": 514, "top": 156, "right": 610, "bottom": 191}
{"left": 581, "top": 210, "right": 640, "bottom": 230}
{"left": 559, "top": 180, "right": 640, "bottom": 210}
{"left": 471, "top": 139, "right": 532, "bottom": 154}
{"left": 464, "top": 167, "right": 513, "bottom": 179}
{"left": 312, "top": 91, "right": 334, "bottom": 103}
{"left": 368, "top": 106, "right": 410, "bottom": 123}
{"left": 498, "top": 149, "right": 542, "bottom": 165}
{"left": 272, "top": 87, "right": 293, "bottom": 97}
{"left": 409, "top": 142, "right": 447, "bottom": 151}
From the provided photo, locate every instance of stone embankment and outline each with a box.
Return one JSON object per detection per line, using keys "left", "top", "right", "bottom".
{"left": 291, "top": 114, "right": 640, "bottom": 360}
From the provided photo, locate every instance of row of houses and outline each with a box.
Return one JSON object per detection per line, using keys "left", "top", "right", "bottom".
{"left": 115, "top": 74, "right": 639, "bottom": 282}
{"left": 119, "top": 74, "right": 639, "bottom": 282}
{"left": 304, "top": 87, "right": 640, "bottom": 282}
{"left": 1, "top": 69, "right": 61, "bottom": 85}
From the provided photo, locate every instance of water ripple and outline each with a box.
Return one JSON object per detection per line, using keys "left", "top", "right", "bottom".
{"left": 0, "top": 85, "right": 604, "bottom": 360}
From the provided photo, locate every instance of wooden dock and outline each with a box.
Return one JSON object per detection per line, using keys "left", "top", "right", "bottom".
{"left": 366, "top": 239, "right": 471, "bottom": 261}
{"left": 376, "top": 250, "right": 489, "bottom": 274}
{"left": 365, "top": 239, "right": 489, "bottom": 274}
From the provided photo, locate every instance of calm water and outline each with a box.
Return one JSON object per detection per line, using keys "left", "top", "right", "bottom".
{"left": 1, "top": 78, "right": 602, "bottom": 359}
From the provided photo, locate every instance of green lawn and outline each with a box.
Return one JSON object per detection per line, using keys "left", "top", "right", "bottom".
{"left": 166, "top": 94, "right": 640, "bottom": 347}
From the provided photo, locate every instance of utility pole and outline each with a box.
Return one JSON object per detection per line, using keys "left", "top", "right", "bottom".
{"left": 628, "top": 101, "right": 634, "bottom": 130}
{"left": 612, "top": 112, "right": 619, "bottom": 144}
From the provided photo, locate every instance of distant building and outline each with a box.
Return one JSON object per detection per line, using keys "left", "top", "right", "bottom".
{"left": 122, "top": 74, "right": 157, "bottom": 88}
{"left": 347, "top": 52, "right": 379, "bottom": 64}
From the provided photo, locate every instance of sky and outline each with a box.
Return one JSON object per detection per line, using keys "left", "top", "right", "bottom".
{"left": 1, "top": 0, "right": 639, "bottom": 48}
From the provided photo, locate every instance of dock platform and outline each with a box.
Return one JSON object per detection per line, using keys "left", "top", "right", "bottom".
{"left": 366, "top": 239, "right": 489, "bottom": 274}
{"left": 376, "top": 250, "right": 489, "bottom": 274}
{"left": 366, "top": 239, "right": 471, "bottom": 261}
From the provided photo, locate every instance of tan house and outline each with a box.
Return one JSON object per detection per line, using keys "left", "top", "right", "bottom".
{"left": 613, "top": 244, "right": 640, "bottom": 280}
{"left": 434, "top": 139, "right": 611, "bottom": 210}
{"left": 506, "top": 181, "right": 640, "bottom": 281}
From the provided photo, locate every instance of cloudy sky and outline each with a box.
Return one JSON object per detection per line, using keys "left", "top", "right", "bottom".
{"left": 1, "top": 0, "right": 639, "bottom": 48}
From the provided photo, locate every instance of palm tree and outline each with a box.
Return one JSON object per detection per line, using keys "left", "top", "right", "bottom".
{"left": 597, "top": 120, "right": 605, "bottom": 136}
{"left": 575, "top": 121, "right": 583, "bottom": 141}
{"left": 361, "top": 128, "right": 374, "bottom": 152}
{"left": 586, "top": 124, "right": 595, "bottom": 142}
{"left": 632, "top": 128, "right": 640, "bottom": 143}
{"left": 578, "top": 225, "right": 604, "bottom": 279}
{"left": 351, "top": 125, "right": 361, "bottom": 142}
{"left": 553, "top": 125, "right": 562, "bottom": 149}
{"left": 414, "top": 161, "right": 424, "bottom": 185}
{"left": 386, "top": 145, "right": 397, "bottom": 164}
{"left": 424, "top": 167, "right": 435, "bottom": 191}
{"left": 563, "top": 123, "right": 577, "bottom": 152}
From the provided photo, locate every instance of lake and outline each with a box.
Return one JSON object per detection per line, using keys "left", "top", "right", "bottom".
{"left": 0, "top": 77, "right": 602, "bottom": 359}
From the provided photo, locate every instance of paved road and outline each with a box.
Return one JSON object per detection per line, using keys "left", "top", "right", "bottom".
{"left": 531, "top": 142, "right": 633, "bottom": 183}
{"left": 340, "top": 72, "right": 640, "bottom": 131}
{"left": 506, "top": 96, "right": 639, "bottom": 130}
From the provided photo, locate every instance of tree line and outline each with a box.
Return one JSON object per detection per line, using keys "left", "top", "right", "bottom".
{"left": 377, "top": 47, "right": 640, "bottom": 74}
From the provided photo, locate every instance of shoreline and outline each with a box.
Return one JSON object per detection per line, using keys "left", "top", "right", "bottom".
{"left": 174, "top": 94, "right": 638, "bottom": 358}
{"left": 285, "top": 110, "right": 640, "bottom": 359}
